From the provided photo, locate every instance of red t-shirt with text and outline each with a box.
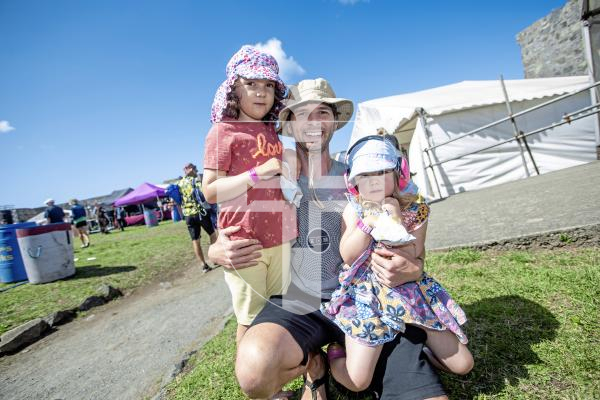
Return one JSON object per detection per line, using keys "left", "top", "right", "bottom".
{"left": 203, "top": 120, "right": 297, "bottom": 248}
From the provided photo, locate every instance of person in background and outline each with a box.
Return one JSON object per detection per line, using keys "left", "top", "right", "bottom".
{"left": 115, "top": 206, "right": 127, "bottom": 231}
{"left": 178, "top": 162, "right": 218, "bottom": 273}
{"left": 95, "top": 204, "right": 110, "bottom": 234}
{"left": 44, "top": 198, "right": 65, "bottom": 224}
{"left": 69, "top": 199, "right": 90, "bottom": 248}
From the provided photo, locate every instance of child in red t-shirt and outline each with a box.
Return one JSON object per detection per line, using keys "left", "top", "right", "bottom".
{"left": 203, "top": 46, "right": 297, "bottom": 344}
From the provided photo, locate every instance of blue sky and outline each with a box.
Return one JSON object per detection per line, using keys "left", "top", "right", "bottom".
{"left": 1, "top": 0, "right": 568, "bottom": 208}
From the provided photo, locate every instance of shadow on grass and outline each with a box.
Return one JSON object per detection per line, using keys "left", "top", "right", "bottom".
{"left": 71, "top": 265, "right": 137, "bottom": 280}
{"left": 441, "top": 295, "right": 559, "bottom": 398}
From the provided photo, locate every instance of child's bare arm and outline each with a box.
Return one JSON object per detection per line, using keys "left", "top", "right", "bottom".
{"left": 340, "top": 203, "right": 373, "bottom": 265}
{"left": 282, "top": 149, "right": 299, "bottom": 180}
{"left": 202, "top": 158, "right": 282, "bottom": 204}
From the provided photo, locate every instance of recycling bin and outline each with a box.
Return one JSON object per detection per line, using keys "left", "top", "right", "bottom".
{"left": 0, "top": 222, "right": 37, "bottom": 283}
{"left": 16, "top": 223, "right": 75, "bottom": 284}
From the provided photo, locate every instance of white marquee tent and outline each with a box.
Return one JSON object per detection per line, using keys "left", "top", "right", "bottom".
{"left": 351, "top": 76, "right": 599, "bottom": 200}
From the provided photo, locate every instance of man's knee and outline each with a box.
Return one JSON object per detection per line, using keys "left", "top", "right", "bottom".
{"left": 235, "top": 323, "right": 303, "bottom": 398}
{"left": 235, "top": 333, "right": 278, "bottom": 397}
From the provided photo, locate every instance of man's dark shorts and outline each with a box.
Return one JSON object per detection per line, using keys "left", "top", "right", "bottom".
{"left": 185, "top": 213, "right": 215, "bottom": 241}
{"left": 74, "top": 221, "right": 87, "bottom": 229}
{"left": 251, "top": 285, "right": 446, "bottom": 400}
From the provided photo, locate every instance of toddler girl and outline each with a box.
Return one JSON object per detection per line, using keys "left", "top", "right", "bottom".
{"left": 203, "top": 46, "right": 297, "bottom": 344}
{"left": 321, "top": 135, "right": 474, "bottom": 392}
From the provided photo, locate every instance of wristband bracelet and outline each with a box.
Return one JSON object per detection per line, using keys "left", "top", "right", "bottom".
{"left": 248, "top": 168, "right": 260, "bottom": 184}
{"left": 356, "top": 219, "right": 373, "bottom": 234}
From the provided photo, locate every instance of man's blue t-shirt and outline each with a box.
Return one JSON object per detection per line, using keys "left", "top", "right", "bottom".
{"left": 71, "top": 204, "right": 86, "bottom": 221}
{"left": 44, "top": 205, "right": 65, "bottom": 224}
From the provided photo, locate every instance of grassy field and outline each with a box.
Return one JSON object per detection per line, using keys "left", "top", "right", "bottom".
{"left": 165, "top": 247, "right": 600, "bottom": 400}
{"left": 0, "top": 221, "right": 206, "bottom": 335}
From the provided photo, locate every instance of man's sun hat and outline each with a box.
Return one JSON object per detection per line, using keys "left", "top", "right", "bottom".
{"left": 279, "top": 78, "right": 354, "bottom": 136}
{"left": 347, "top": 136, "right": 400, "bottom": 185}
{"left": 44, "top": 198, "right": 54, "bottom": 205}
{"left": 211, "top": 45, "right": 287, "bottom": 123}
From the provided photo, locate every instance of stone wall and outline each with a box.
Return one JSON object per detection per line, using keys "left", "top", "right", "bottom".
{"left": 517, "top": 0, "right": 588, "bottom": 78}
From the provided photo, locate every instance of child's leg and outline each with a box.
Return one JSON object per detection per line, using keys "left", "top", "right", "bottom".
{"left": 223, "top": 252, "right": 268, "bottom": 346}
{"left": 265, "top": 242, "right": 292, "bottom": 297}
{"left": 425, "top": 328, "right": 474, "bottom": 375}
{"left": 329, "top": 336, "right": 382, "bottom": 392}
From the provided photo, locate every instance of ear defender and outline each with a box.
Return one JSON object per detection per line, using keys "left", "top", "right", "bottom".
{"left": 398, "top": 156, "right": 410, "bottom": 190}
{"left": 344, "top": 171, "right": 360, "bottom": 196}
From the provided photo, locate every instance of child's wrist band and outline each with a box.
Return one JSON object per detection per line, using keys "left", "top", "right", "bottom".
{"left": 248, "top": 168, "right": 260, "bottom": 184}
{"left": 356, "top": 219, "right": 372, "bottom": 234}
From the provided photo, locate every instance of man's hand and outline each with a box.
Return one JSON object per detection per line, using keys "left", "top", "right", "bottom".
{"left": 370, "top": 245, "right": 424, "bottom": 287}
{"left": 208, "top": 226, "right": 263, "bottom": 269}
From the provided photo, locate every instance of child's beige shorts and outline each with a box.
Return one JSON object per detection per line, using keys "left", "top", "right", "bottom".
{"left": 223, "top": 241, "right": 291, "bottom": 325}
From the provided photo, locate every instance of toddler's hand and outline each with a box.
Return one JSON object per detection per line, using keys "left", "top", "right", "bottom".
{"left": 382, "top": 197, "right": 401, "bottom": 218}
{"left": 362, "top": 213, "right": 379, "bottom": 228}
{"left": 255, "top": 158, "right": 282, "bottom": 180}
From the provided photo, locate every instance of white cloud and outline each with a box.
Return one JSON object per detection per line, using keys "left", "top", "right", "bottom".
{"left": 252, "top": 38, "right": 305, "bottom": 82}
{"left": 0, "top": 120, "right": 15, "bottom": 133}
{"left": 337, "top": 0, "right": 369, "bottom": 5}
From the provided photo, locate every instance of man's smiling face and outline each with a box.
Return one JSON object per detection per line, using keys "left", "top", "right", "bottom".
{"left": 289, "top": 102, "right": 337, "bottom": 153}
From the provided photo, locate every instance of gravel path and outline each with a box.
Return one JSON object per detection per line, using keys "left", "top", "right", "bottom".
{"left": 0, "top": 265, "right": 231, "bottom": 400}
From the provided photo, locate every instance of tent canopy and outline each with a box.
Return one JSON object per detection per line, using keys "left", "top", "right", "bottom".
{"left": 351, "top": 76, "right": 592, "bottom": 146}
{"left": 114, "top": 183, "right": 166, "bottom": 206}
{"left": 351, "top": 76, "right": 598, "bottom": 200}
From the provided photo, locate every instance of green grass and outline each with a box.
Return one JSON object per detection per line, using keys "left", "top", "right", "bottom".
{"left": 0, "top": 221, "right": 208, "bottom": 335}
{"left": 165, "top": 247, "right": 600, "bottom": 400}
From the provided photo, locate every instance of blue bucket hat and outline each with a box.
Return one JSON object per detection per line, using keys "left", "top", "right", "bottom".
{"left": 347, "top": 137, "right": 400, "bottom": 185}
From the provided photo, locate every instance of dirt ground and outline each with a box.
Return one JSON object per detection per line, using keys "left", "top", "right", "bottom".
{"left": 0, "top": 264, "right": 231, "bottom": 400}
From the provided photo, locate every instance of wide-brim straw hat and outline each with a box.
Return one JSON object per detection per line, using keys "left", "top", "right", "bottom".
{"left": 279, "top": 78, "right": 353, "bottom": 136}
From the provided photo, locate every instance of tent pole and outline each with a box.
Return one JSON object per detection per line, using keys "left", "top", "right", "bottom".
{"left": 417, "top": 109, "right": 444, "bottom": 199}
{"left": 581, "top": 17, "right": 600, "bottom": 153}
{"left": 157, "top": 195, "right": 163, "bottom": 221}
{"left": 500, "top": 75, "right": 539, "bottom": 176}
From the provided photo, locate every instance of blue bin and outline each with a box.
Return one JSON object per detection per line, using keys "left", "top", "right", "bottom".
{"left": 0, "top": 222, "right": 37, "bottom": 283}
{"left": 143, "top": 209, "right": 158, "bottom": 227}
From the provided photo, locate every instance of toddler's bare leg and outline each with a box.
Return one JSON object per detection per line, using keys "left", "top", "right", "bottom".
{"left": 425, "top": 329, "right": 473, "bottom": 375}
{"left": 329, "top": 336, "right": 382, "bottom": 392}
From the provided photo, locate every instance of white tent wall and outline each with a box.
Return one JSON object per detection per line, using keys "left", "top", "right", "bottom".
{"left": 411, "top": 92, "right": 596, "bottom": 199}
{"left": 353, "top": 77, "right": 598, "bottom": 201}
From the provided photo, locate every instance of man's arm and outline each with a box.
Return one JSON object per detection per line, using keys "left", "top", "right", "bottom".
{"left": 208, "top": 226, "right": 263, "bottom": 269}
{"left": 370, "top": 221, "right": 427, "bottom": 287}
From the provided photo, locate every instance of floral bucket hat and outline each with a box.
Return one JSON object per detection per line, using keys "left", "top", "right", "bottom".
{"left": 210, "top": 45, "right": 287, "bottom": 123}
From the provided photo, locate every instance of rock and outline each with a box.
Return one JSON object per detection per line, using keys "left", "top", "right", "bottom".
{"left": 43, "top": 310, "right": 76, "bottom": 327}
{"left": 78, "top": 296, "right": 106, "bottom": 311}
{"left": 0, "top": 318, "right": 49, "bottom": 354}
{"left": 96, "top": 284, "right": 123, "bottom": 301}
